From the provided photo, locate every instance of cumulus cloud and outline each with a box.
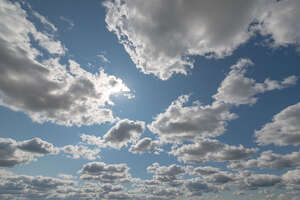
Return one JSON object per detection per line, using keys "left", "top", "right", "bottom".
{"left": 213, "top": 58, "right": 297, "bottom": 106}
{"left": 170, "top": 139, "right": 257, "bottom": 164}
{"left": 103, "top": 119, "right": 145, "bottom": 149}
{"left": 0, "top": 137, "right": 57, "bottom": 167}
{"left": 129, "top": 137, "right": 162, "bottom": 154}
{"left": 103, "top": 0, "right": 266, "bottom": 80}
{"left": 61, "top": 145, "right": 101, "bottom": 160}
{"left": 148, "top": 95, "right": 236, "bottom": 143}
{"left": 0, "top": 0, "right": 132, "bottom": 126}
{"left": 255, "top": 102, "right": 300, "bottom": 146}
{"left": 104, "top": 0, "right": 300, "bottom": 80}
{"left": 237, "top": 173, "right": 282, "bottom": 190}
{"left": 81, "top": 119, "right": 145, "bottom": 150}
{"left": 257, "top": 0, "right": 300, "bottom": 49}
{"left": 184, "top": 178, "right": 216, "bottom": 197}
{"left": 78, "top": 162, "right": 133, "bottom": 183}
{"left": 147, "top": 163, "right": 186, "bottom": 186}
{"left": 282, "top": 169, "right": 300, "bottom": 190}
{"left": 228, "top": 150, "right": 300, "bottom": 170}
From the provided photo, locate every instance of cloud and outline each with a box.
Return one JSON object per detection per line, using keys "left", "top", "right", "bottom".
{"left": 78, "top": 162, "right": 133, "bottom": 183}
{"left": 17, "top": 137, "right": 58, "bottom": 154}
{"left": 255, "top": 102, "right": 300, "bottom": 146}
{"left": 0, "top": 0, "right": 132, "bottom": 126}
{"left": 59, "top": 16, "right": 75, "bottom": 30}
{"left": 103, "top": 0, "right": 266, "bottom": 80}
{"left": 282, "top": 169, "right": 300, "bottom": 190}
{"left": 129, "top": 137, "right": 162, "bottom": 154}
{"left": 97, "top": 54, "right": 110, "bottom": 63}
{"left": 103, "top": 119, "right": 145, "bottom": 149}
{"left": 147, "top": 163, "right": 186, "bottom": 186}
{"left": 148, "top": 95, "right": 236, "bottom": 143}
{"left": 257, "top": 0, "right": 300, "bottom": 49}
{"left": 237, "top": 172, "right": 282, "bottom": 190}
{"left": 213, "top": 58, "right": 297, "bottom": 106}
{"left": 0, "top": 137, "right": 57, "bottom": 167}
{"left": 61, "top": 145, "right": 101, "bottom": 160}
{"left": 184, "top": 178, "right": 216, "bottom": 197}
{"left": 170, "top": 139, "right": 257, "bottom": 164}
{"left": 228, "top": 150, "right": 300, "bottom": 170}
{"left": 32, "top": 11, "right": 57, "bottom": 32}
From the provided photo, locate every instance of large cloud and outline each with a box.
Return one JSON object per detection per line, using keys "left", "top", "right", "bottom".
{"left": 0, "top": 0, "right": 132, "bottom": 126}
{"left": 103, "top": 0, "right": 266, "bottom": 80}
{"left": 213, "top": 58, "right": 297, "bottom": 106}
{"left": 255, "top": 102, "right": 300, "bottom": 146}
{"left": 170, "top": 139, "right": 257, "bottom": 164}
{"left": 148, "top": 95, "right": 236, "bottom": 143}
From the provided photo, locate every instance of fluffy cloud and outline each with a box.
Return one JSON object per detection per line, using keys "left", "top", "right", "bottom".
{"left": 103, "top": 119, "right": 145, "bottom": 149}
{"left": 282, "top": 169, "right": 300, "bottom": 190}
{"left": 78, "top": 162, "right": 133, "bottom": 183}
{"left": 257, "top": 0, "right": 300, "bottom": 49}
{"left": 0, "top": 137, "right": 57, "bottom": 167}
{"left": 147, "top": 163, "right": 186, "bottom": 186}
{"left": 184, "top": 178, "right": 216, "bottom": 197}
{"left": 81, "top": 119, "right": 146, "bottom": 150}
{"left": 170, "top": 139, "right": 257, "bottom": 164}
{"left": 148, "top": 95, "right": 236, "bottom": 143}
{"left": 61, "top": 145, "right": 101, "bottom": 160}
{"left": 228, "top": 150, "right": 300, "bottom": 170}
{"left": 255, "top": 102, "right": 300, "bottom": 146}
{"left": 104, "top": 0, "right": 300, "bottom": 80}
{"left": 129, "top": 137, "right": 162, "bottom": 154}
{"left": 237, "top": 173, "right": 282, "bottom": 190}
{"left": 103, "top": 0, "right": 266, "bottom": 80}
{"left": 213, "top": 58, "right": 297, "bottom": 106}
{"left": 0, "top": 0, "right": 132, "bottom": 126}
{"left": 17, "top": 137, "right": 58, "bottom": 154}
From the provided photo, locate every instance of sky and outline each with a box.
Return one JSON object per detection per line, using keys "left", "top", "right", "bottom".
{"left": 0, "top": 0, "right": 300, "bottom": 199}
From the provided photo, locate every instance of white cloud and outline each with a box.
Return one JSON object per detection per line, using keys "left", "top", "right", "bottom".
{"left": 255, "top": 102, "right": 300, "bottom": 146}
{"left": 97, "top": 54, "right": 110, "bottom": 63}
{"left": 213, "top": 58, "right": 297, "bottom": 106}
{"left": 257, "top": 0, "right": 300, "bottom": 49}
{"left": 0, "top": 0, "right": 132, "bottom": 126}
{"left": 148, "top": 95, "right": 236, "bottom": 143}
{"left": 32, "top": 11, "right": 57, "bottom": 32}
{"left": 61, "top": 145, "right": 101, "bottom": 160}
{"left": 282, "top": 169, "right": 300, "bottom": 190}
{"left": 59, "top": 16, "right": 75, "bottom": 30}
{"left": 170, "top": 139, "right": 257, "bottom": 164}
{"left": 103, "top": 0, "right": 266, "bottom": 80}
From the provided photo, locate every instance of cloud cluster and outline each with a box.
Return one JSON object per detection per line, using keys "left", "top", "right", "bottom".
{"left": 170, "top": 139, "right": 257, "bottom": 164}
{"left": 0, "top": 0, "right": 132, "bottom": 126}
{"left": 129, "top": 137, "right": 162, "bottom": 154}
{"left": 61, "top": 145, "right": 101, "bottom": 160}
{"left": 255, "top": 102, "right": 300, "bottom": 146}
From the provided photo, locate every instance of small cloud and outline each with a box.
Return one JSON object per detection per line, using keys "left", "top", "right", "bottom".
{"left": 59, "top": 16, "right": 74, "bottom": 30}
{"left": 97, "top": 54, "right": 110, "bottom": 63}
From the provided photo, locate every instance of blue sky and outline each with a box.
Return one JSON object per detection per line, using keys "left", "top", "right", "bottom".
{"left": 0, "top": 0, "right": 300, "bottom": 199}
